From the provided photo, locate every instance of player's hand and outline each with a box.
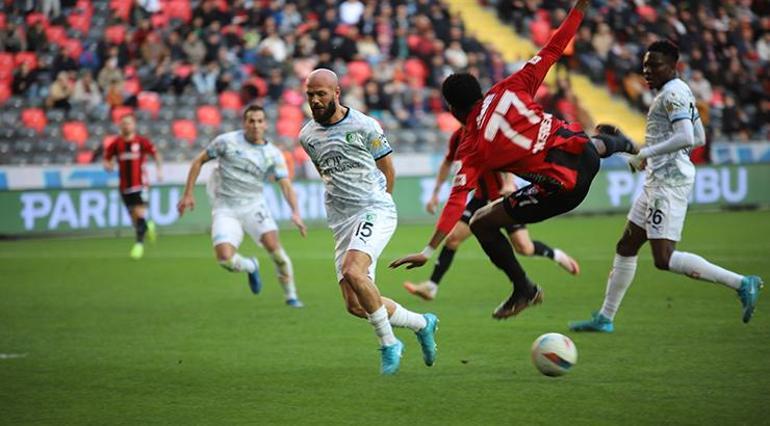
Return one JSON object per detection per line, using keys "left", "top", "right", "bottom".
{"left": 575, "top": 0, "right": 590, "bottom": 12}
{"left": 628, "top": 154, "right": 647, "bottom": 172}
{"left": 425, "top": 195, "right": 440, "bottom": 215}
{"left": 177, "top": 194, "right": 195, "bottom": 216}
{"left": 291, "top": 212, "right": 307, "bottom": 238}
{"left": 389, "top": 253, "right": 428, "bottom": 270}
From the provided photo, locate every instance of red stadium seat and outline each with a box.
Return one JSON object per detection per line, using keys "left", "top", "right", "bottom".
{"left": 165, "top": 0, "right": 192, "bottom": 23}
{"left": 403, "top": 58, "right": 427, "bottom": 87}
{"left": 22, "top": 108, "right": 47, "bottom": 133}
{"left": 67, "top": 13, "right": 91, "bottom": 34}
{"left": 174, "top": 63, "right": 193, "bottom": 78}
{"left": 104, "top": 25, "right": 126, "bottom": 44}
{"left": 0, "top": 82, "right": 10, "bottom": 105}
{"left": 0, "top": 13, "right": 6, "bottom": 30}
{"left": 219, "top": 91, "right": 242, "bottom": 111}
{"left": 123, "top": 79, "right": 141, "bottom": 96}
{"left": 196, "top": 105, "right": 222, "bottom": 128}
{"left": 150, "top": 13, "right": 168, "bottom": 28}
{"left": 103, "top": 135, "right": 118, "bottom": 148}
{"left": 137, "top": 91, "right": 161, "bottom": 117}
{"left": 436, "top": 112, "right": 461, "bottom": 133}
{"left": 76, "top": 150, "right": 94, "bottom": 164}
{"left": 62, "top": 121, "right": 89, "bottom": 147}
{"left": 63, "top": 39, "right": 83, "bottom": 60}
{"left": 347, "top": 60, "right": 372, "bottom": 86}
{"left": 109, "top": 0, "right": 132, "bottom": 21}
{"left": 15, "top": 52, "right": 38, "bottom": 70}
{"left": 0, "top": 53, "right": 13, "bottom": 79}
{"left": 276, "top": 118, "right": 301, "bottom": 138}
{"left": 25, "top": 12, "right": 48, "bottom": 28}
{"left": 172, "top": 119, "right": 197, "bottom": 144}
{"left": 45, "top": 25, "right": 67, "bottom": 46}
{"left": 278, "top": 104, "right": 303, "bottom": 122}
{"left": 111, "top": 106, "right": 134, "bottom": 123}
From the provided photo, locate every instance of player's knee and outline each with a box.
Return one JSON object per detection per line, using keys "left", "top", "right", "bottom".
{"left": 615, "top": 239, "right": 639, "bottom": 257}
{"left": 513, "top": 240, "right": 534, "bottom": 256}
{"left": 653, "top": 255, "right": 670, "bottom": 271}
{"left": 216, "top": 252, "right": 233, "bottom": 263}
{"left": 445, "top": 234, "right": 463, "bottom": 250}
{"left": 341, "top": 266, "right": 366, "bottom": 286}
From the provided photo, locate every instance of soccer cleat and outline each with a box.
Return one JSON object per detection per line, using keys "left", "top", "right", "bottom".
{"left": 415, "top": 313, "right": 439, "bottom": 367}
{"left": 404, "top": 281, "right": 437, "bottom": 301}
{"left": 146, "top": 220, "right": 157, "bottom": 243}
{"left": 285, "top": 298, "right": 304, "bottom": 308}
{"left": 247, "top": 257, "right": 262, "bottom": 295}
{"left": 737, "top": 276, "right": 763, "bottom": 324}
{"left": 554, "top": 249, "right": 580, "bottom": 275}
{"left": 379, "top": 339, "right": 404, "bottom": 376}
{"left": 569, "top": 311, "right": 614, "bottom": 333}
{"left": 130, "top": 243, "right": 144, "bottom": 260}
{"left": 492, "top": 285, "right": 544, "bottom": 320}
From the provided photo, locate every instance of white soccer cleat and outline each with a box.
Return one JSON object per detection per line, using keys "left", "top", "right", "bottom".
{"left": 403, "top": 281, "right": 437, "bottom": 301}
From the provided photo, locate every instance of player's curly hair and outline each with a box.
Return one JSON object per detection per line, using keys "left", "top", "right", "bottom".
{"left": 647, "top": 40, "right": 679, "bottom": 64}
{"left": 441, "top": 73, "right": 483, "bottom": 112}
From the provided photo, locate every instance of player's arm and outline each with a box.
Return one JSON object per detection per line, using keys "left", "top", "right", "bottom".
{"left": 177, "top": 150, "right": 211, "bottom": 216}
{"left": 426, "top": 158, "right": 452, "bottom": 214}
{"left": 102, "top": 143, "right": 115, "bottom": 172}
{"left": 151, "top": 151, "right": 163, "bottom": 182}
{"left": 276, "top": 177, "right": 307, "bottom": 237}
{"left": 511, "top": 0, "right": 587, "bottom": 95}
{"left": 376, "top": 153, "right": 395, "bottom": 194}
{"left": 390, "top": 159, "right": 479, "bottom": 269}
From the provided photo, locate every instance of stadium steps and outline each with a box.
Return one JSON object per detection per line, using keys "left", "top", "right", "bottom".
{"left": 443, "top": 0, "right": 646, "bottom": 143}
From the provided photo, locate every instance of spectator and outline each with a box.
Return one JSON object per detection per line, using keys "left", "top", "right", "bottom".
{"left": 105, "top": 78, "right": 125, "bottom": 109}
{"left": 339, "top": 0, "right": 364, "bottom": 26}
{"left": 98, "top": 57, "right": 124, "bottom": 92}
{"left": 689, "top": 70, "right": 713, "bottom": 104}
{"left": 25, "top": 21, "right": 47, "bottom": 52}
{"left": 46, "top": 71, "right": 74, "bottom": 111}
{"left": 40, "top": 0, "right": 61, "bottom": 18}
{"left": 192, "top": 61, "right": 220, "bottom": 95}
{"left": 182, "top": 32, "right": 207, "bottom": 66}
{"left": 72, "top": 70, "right": 105, "bottom": 113}
{"left": 12, "top": 61, "right": 37, "bottom": 97}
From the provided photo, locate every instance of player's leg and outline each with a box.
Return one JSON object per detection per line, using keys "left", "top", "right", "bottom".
{"left": 260, "top": 230, "right": 302, "bottom": 307}
{"left": 507, "top": 226, "right": 580, "bottom": 275}
{"left": 404, "top": 221, "right": 473, "bottom": 301}
{"left": 211, "top": 209, "right": 261, "bottom": 293}
{"left": 122, "top": 192, "right": 147, "bottom": 259}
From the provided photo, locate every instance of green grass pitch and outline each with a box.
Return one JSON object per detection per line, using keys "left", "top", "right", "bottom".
{"left": 1, "top": 210, "right": 768, "bottom": 424}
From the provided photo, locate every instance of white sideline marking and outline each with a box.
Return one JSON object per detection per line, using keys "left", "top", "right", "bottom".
{"left": 0, "top": 353, "right": 28, "bottom": 359}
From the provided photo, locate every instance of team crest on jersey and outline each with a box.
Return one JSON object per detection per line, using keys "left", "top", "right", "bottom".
{"left": 345, "top": 132, "right": 364, "bottom": 145}
{"left": 131, "top": 143, "right": 139, "bottom": 152}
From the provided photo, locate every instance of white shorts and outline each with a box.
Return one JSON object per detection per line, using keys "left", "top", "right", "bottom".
{"left": 627, "top": 184, "right": 691, "bottom": 241}
{"left": 211, "top": 201, "right": 278, "bottom": 248}
{"left": 331, "top": 205, "right": 397, "bottom": 283}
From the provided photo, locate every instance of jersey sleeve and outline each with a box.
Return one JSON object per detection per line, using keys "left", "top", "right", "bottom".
{"left": 663, "top": 89, "right": 693, "bottom": 124}
{"left": 268, "top": 145, "right": 290, "bottom": 180}
{"left": 206, "top": 135, "right": 227, "bottom": 159}
{"left": 365, "top": 119, "right": 393, "bottom": 160}
{"left": 435, "top": 150, "right": 481, "bottom": 235}
{"left": 103, "top": 140, "right": 116, "bottom": 160}
{"left": 444, "top": 128, "right": 463, "bottom": 163}
{"left": 141, "top": 137, "right": 157, "bottom": 155}
{"left": 501, "top": 7, "right": 584, "bottom": 96}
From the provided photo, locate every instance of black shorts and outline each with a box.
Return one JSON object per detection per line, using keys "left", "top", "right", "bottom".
{"left": 461, "top": 196, "right": 526, "bottom": 234}
{"left": 502, "top": 142, "right": 600, "bottom": 225}
{"left": 121, "top": 190, "right": 148, "bottom": 208}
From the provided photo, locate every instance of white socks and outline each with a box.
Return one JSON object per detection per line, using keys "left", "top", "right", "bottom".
{"left": 424, "top": 281, "right": 439, "bottom": 298}
{"left": 220, "top": 253, "right": 257, "bottom": 273}
{"left": 388, "top": 303, "right": 427, "bottom": 332}
{"left": 599, "top": 255, "right": 638, "bottom": 321}
{"left": 270, "top": 248, "right": 298, "bottom": 300}
{"left": 668, "top": 251, "right": 743, "bottom": 290}
{"left": 368, "top": 305, "right": 398, "bottom": 346}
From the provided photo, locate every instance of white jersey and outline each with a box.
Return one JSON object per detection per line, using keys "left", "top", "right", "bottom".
{"left": 299, "top": 107, "right": 394, "bottom": 225}
{"left": 644, "top": 78, "right": 705, "bottom": 187}
{"left": 205, "top": 130, "right": 289, "bottom": 208}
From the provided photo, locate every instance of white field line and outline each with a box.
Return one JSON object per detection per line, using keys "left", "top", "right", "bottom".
{"left": 0, "top": 353, "right": 28, "bottom": 360}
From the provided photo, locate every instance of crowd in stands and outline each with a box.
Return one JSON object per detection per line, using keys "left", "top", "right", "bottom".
{"left": 496, "top": 0, "right": 770, "bottom": 143}
{"left": 0, "top": 0, "right": 588, "bottom": 168}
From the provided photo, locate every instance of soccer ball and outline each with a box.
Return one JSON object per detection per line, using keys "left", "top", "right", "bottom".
{"left": 531, "top": 333, "right": 578, "bottom": 377}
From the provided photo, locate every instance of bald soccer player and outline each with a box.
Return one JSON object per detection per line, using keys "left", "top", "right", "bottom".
{"left": 298, "top": 69, "right": 438, "bottom": 375}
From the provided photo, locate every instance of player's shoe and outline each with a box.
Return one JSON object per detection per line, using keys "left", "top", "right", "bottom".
{"left": 285, "top": 298, "right": 304, "bottom": 308}
{"left": 595, "top": 123, "right": 639, "bottom": 155}
{"left": 404, "top": 281, "right": 437, "bottom": 301}
{"left": 130, "top": 243, "right": 144, "bottom": 260}
{"left": 379, "top": 339, "right": 404, "bottom": 376}
{"left": 415, "top": 313, "right": 438, "bottom": 367}
{"left": 737, "top": 276, "right": 763, "bottom": 324}
{"left": 553, "top": 249, "right": 580, "bottom": 275}
{"left": 247, "top": 257, "right": 262, "bottom": 295}
{"left": 492, "top": 284, "right": 544, "bottom": 320}
{"left": 569, "top": 311, "right": 614, "bottom": 333}
{"left": 146, "top": 220, "right": 157, "bottom": 243}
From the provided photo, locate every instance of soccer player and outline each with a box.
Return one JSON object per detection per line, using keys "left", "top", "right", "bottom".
{"left": 299, "top": 68, "right": 438, "bottom": 375}
{"left": 569, "top": 41, "right": 764, "bottom": 332}
{"left": 390, "top": 0, "right": 636, "bottom": 319}
{"left": 103, "top": 114, "right": 161, "bottom": 260}
{"left": 177, "top": 104, "right": 306, "bottom": 308}
{"left": 404, "top": 126, "right": 580, "bottom": 301}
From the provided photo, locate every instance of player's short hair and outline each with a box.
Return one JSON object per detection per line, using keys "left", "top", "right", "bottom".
{"left": 441, "top": 73, "right": 483, "bottom": 112}
{"left": 647, "top": 40, "right": 679, "bottom": 64}
{"left": 242, "top": 104, "right": 265, "bottom": 120}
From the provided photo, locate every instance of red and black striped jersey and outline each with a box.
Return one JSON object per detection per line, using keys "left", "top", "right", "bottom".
{"left": 444, "top": 127, "right": 505, "bottom": 201}
{"left": 104, "top": 135, "right": 157, "bottom": 194}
